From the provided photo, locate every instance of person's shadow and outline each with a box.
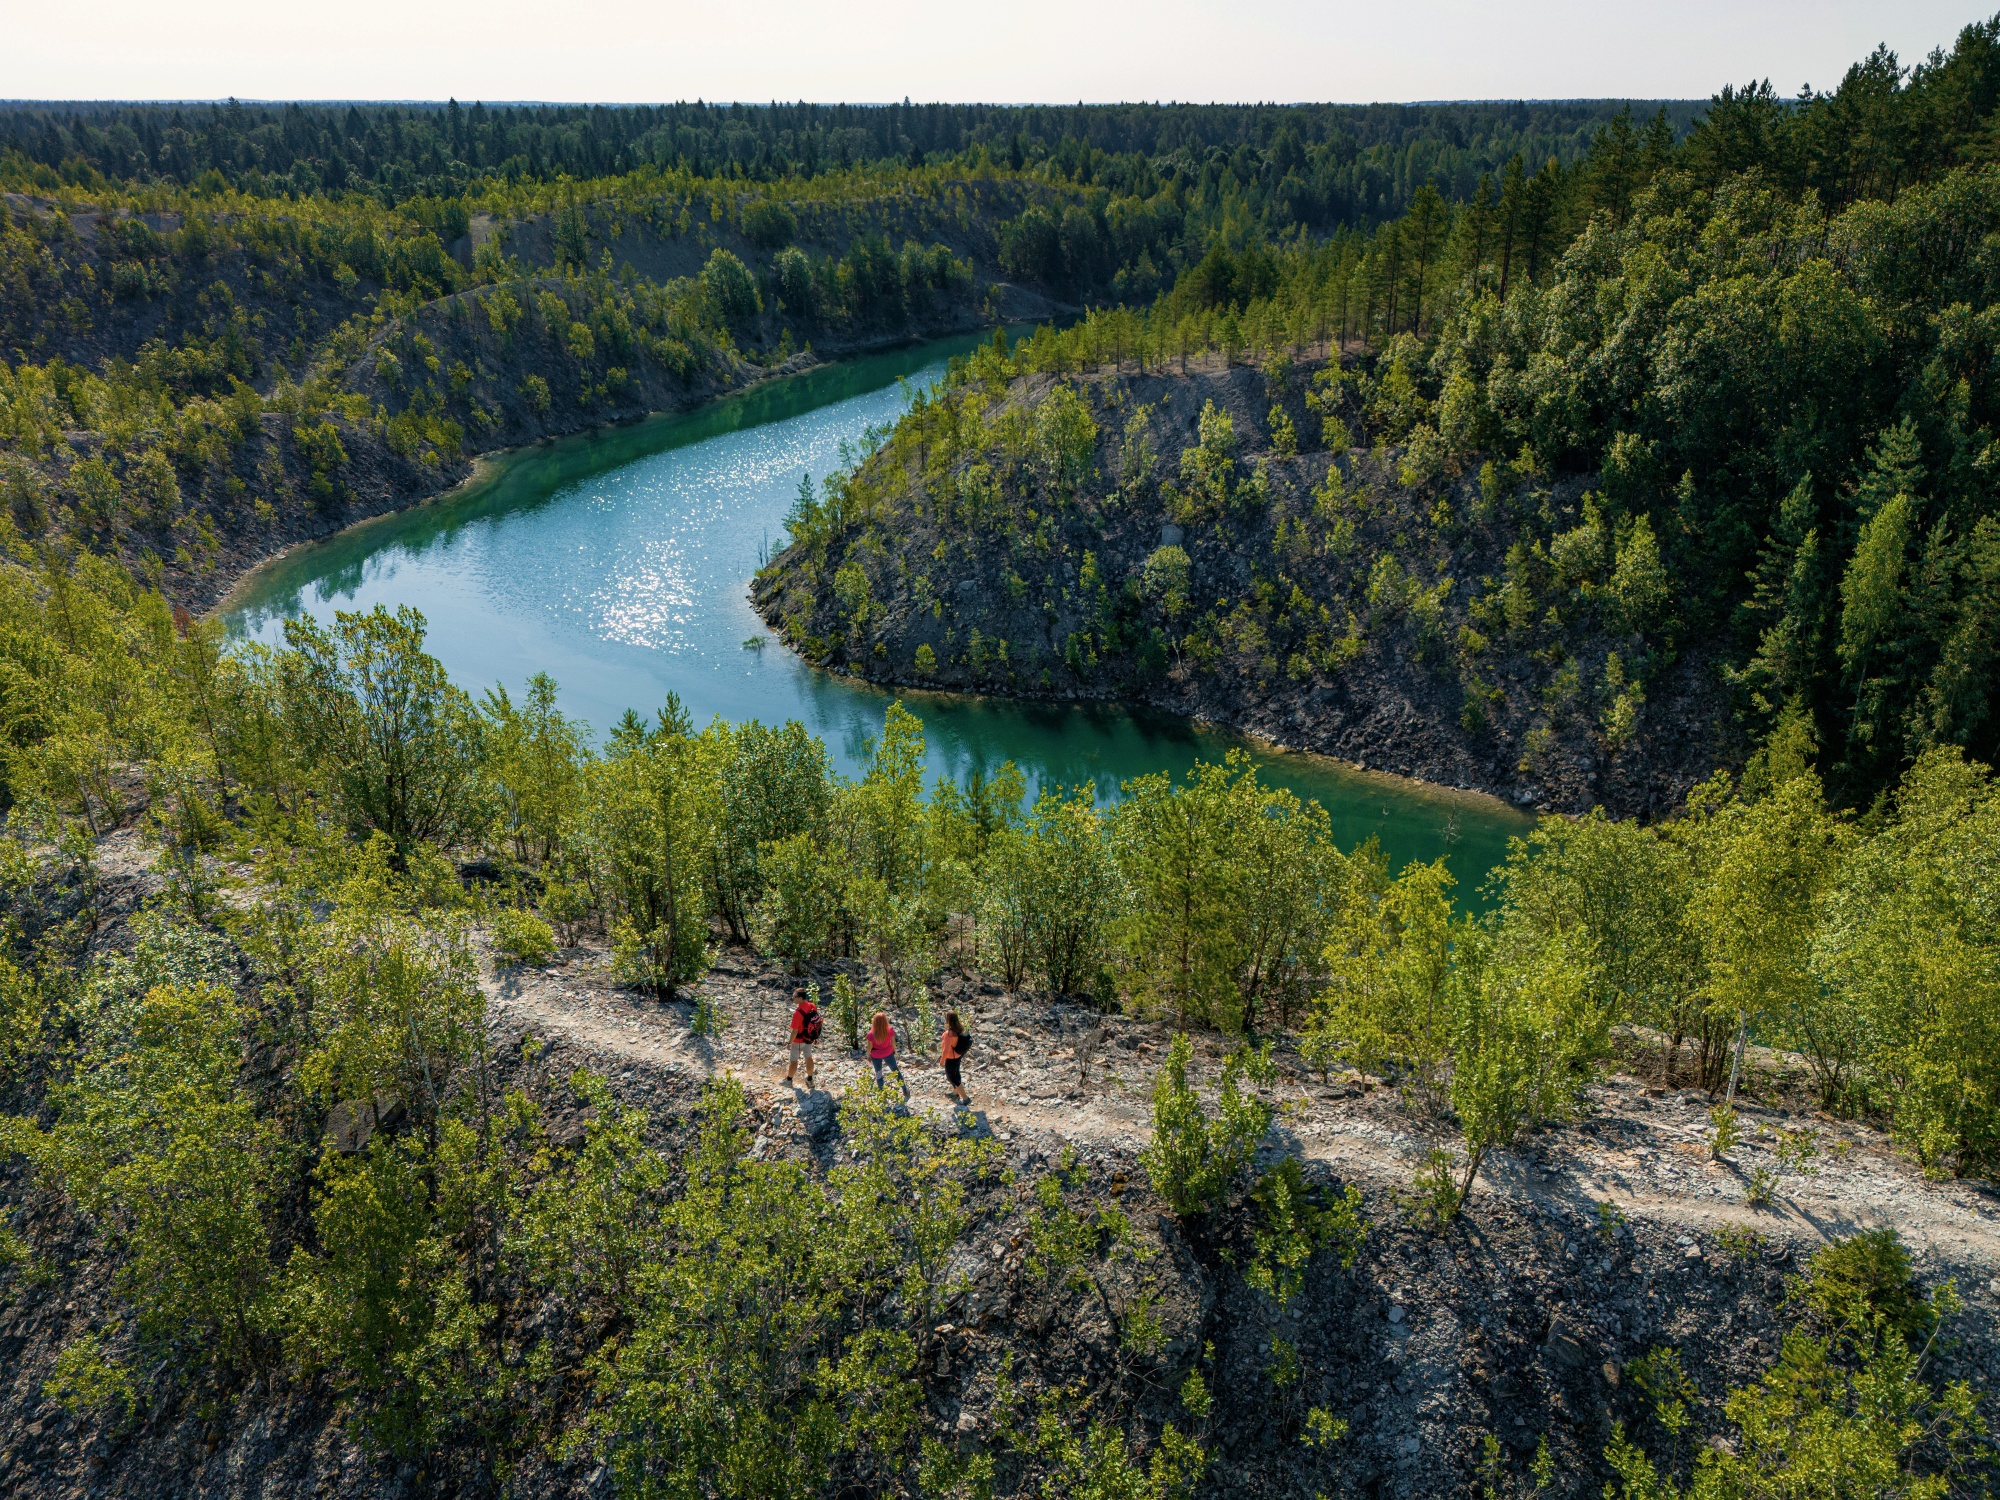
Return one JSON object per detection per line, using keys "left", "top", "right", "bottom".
{"left": 953, "top": 1108, "right": 998, "bottom": 1138}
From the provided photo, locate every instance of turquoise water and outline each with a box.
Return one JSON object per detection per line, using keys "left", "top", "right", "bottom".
{"left": 224, "top": 334, "right": 1533, "bottom": 897}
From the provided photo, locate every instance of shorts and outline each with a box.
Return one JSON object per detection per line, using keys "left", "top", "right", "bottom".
{"left": 788, "top": 1041, "right": 815, "bottom": 1066}
{"left": 943, "top": 1057, "right": 963, "bottom": 1088}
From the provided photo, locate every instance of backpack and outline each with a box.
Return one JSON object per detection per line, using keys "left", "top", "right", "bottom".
{"left": 955, "top": 1031, "right": 973, "bottom": 1056}
{"left": 799, "top": 1006, "right": 822, "bottom": 1043}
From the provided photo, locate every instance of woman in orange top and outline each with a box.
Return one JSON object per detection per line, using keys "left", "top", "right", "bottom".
{"left": 940, "top": 1011, "right": 970, "bottom": 1110}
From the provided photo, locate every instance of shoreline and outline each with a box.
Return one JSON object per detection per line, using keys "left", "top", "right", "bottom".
{"left": 206, "top": 349, "right": 833, "bottom": 621}
{"left": 803, "top": 662, "right": 1539, "bottom": 823}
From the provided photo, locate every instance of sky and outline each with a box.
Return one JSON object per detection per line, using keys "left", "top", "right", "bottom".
{"left": 1, "top": 0, "right": 1983, "bottom": 106}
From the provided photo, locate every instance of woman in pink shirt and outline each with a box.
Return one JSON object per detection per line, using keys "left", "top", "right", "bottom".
{"left": 867, "top": 1011, "right": 906, "bottom": 1096}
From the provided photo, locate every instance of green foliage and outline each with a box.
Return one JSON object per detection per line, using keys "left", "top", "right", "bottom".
{"left": 588, "top": 700, "right": 715, "bottom": 994}
{"left": 482, "top": 672, "right": 590, "bottom": 867}
{"left": 1811, "top": 749, "right": 2000, "bottom": 1174}
{"left": 1315, "top": 857, "right": 1457, "bottom": 1092}
{"left": 1396, "top": 1146, "right": 1464, "bottom": 1226}
{"left": 978, "top": 787, "right": 1119, "bottom": 996}
{"left": 699, "top": 248, "right": 762, "bottom": 321}
{"left": 1244, "top": 1155, "right": 1365, "bottom": 1304}
{"left": 830, "top": 975, "right": 862, "bottom": 1050}
{"left": 44, "top": 1330, "right": 137, "bottom": 1420}
{"left": 755, "top": 830, "right": 846, "bottom": 973}
{"left": 1716, "top": 1223, "right": 1765, "bottom": 1263}
{"left": 287, "top": 840, "right": 485, "bottom": 1136}
{"left": 739, "top": 198, "right": 797, "bottom": 249}
{"left": 1115, "top": 751, "right": 1347, "bottom": 1031}
{"left": 1606, "top": 1321, "right": 1986, "bottom": 1500}
{"left": 492, "top": 906, "right": 557, "bottom": 966}
{"left": 1708, "top": 1102, "right": 1740, "bottom": 1161}
{"left": 1746, "top": 1166, "right": 1778, "bottom": 1208}
{"left": 1139, "top": 545, "right": 1191, "bottom": 622}
{"left": 1025, "top": 1411, "right": 1208, "bottom": 1500}
{"left": 1140, "top": 1032, "right": 1275, "bottom": 1218}
{"left": 707, "top": 718, "right": 829, "bottom": 944}
{"left": 1032, "top": 383, "right": 1098, "bottom": 495}
{"left": 1444, "top": 927, "right": 1605, "bottom": 1205}
{"left": 1025, "top": 1145, "right": 1145, "bottom": 1296}
{"left": 280, "top": 606, "right": 493, "bottom": 858}
{"left": 26, "top": 973, "right": 278, "bottom": 1364}
{"left": 1789, "top": 1230, "right": 1937, "bottom": 1347}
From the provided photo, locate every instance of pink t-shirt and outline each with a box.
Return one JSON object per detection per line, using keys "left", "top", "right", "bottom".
{"left": 869, "top": 1026, "right": 896, "bottom": 1059}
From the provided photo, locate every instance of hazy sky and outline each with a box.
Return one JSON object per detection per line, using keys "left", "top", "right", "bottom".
{"left": 2, "top": 0, "right": 1982, "bottom": 105}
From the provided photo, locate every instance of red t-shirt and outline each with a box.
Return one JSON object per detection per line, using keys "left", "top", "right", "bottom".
{"left": 790, "top": 1004, "right": 817, "bottom": 1042}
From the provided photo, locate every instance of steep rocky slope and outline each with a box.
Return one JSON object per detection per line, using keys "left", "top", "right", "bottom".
{"left": 756, "top": 356, "right": 1735, "bottom": 817}
{"left": 2, "top": 185, "right": 1046, "bottom": 613}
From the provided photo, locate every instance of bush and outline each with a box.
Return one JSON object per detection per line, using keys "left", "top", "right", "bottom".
{"left": 701, "top": 248, "right": 762, "bottom": 321}
{"left": 1140, "top": 1033, "right": 1274, "bottom": 1217}
{"left": 1605, "top": 1322, "right": 1985, "bottom": 1500}
{"left": 22, "top": 978, "right": 279, "bottom": 1366}
{"left": 44, "top": 1331, "right": 136, "bottom": 1419}
{"left": 1246, "top": 1155, "right": 1365, "bottom": 1303}
{"left": 1791, "top": 1229, "right": 1936, "bottom": 1345}
{"left": 493, "top": 907, "right": 557, "bottom": 966}
{"left": 279, "top": 605, "right": 494, "bottom": 858}
{"left": 740, "top": 198, "right": 797, "bottom": 249}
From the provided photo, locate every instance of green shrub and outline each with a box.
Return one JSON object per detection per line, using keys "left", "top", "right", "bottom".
{"left": 43, "top": 1331, "right": 136, "bottom": 1420}
{"left": 493, "top": 907, "right": 557, "bottom": 966}
{"left": 1245, "top": 1155, "right": 1365, "bottom": 1304}
{"left": 740, "top": 199, "right": 797, "bottom": 249}
{"left": 1790, "top": 1229, "right": 1936, "bottom": 1345}
{"left": 1140, "top": 1033, "right": 1274, "bottom": 1218}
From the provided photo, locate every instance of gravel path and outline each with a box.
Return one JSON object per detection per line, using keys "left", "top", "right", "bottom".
{"left": 480, "top": 937, "right": 2000, "bottom": 1299}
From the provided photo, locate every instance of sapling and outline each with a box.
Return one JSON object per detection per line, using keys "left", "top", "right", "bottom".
{"left": 831, "top": 973, "right": 861, "bottom": 1050}
{"left": 1746, "top": 1165, "right": 1778, "bottom": 1207}
{"left": 1141, "top": 1034, "right": 1274, "bottom": 1218}
{"left": 1708, "top": 1101, "right": 1740, "bottom": 1160}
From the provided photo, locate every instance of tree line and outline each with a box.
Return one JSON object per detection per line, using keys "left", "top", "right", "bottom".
{"left": 2, "top": 96, "right": 1687, "bottom": 228}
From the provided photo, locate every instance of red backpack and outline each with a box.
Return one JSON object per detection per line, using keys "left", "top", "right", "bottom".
{"left": 797, "top": 1004, "right": 822, "bottom": 1043}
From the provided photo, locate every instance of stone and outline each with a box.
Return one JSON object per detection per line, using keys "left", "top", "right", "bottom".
{"left": 1542, "top": 1313, "right": 1594, "bottom": 1369}
{"left": 1159, "top": 523, "right": 1184, "bottom": 546}
{"left": 1387, "top": 1304, "right": 1405, "bottom": 1323}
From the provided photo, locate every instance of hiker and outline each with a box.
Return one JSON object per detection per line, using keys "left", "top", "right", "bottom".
{"left": 784, "top": 987, "right": 820, "bottom": 1087}
{"left": 940, "top": 1010, "right": 972, "bottom": 1110}
{"left": 867, "top": 1011, "right": 906, "bottom": 1095}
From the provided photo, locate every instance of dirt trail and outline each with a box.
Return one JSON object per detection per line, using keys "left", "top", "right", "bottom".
{"left": 481, "top": 938, "right": 2000, "bottom": 1294}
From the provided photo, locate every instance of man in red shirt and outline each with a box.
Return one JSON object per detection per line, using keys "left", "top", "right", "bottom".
{"left": 785, "top": 987, "right": 821, "bottom": 1088}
